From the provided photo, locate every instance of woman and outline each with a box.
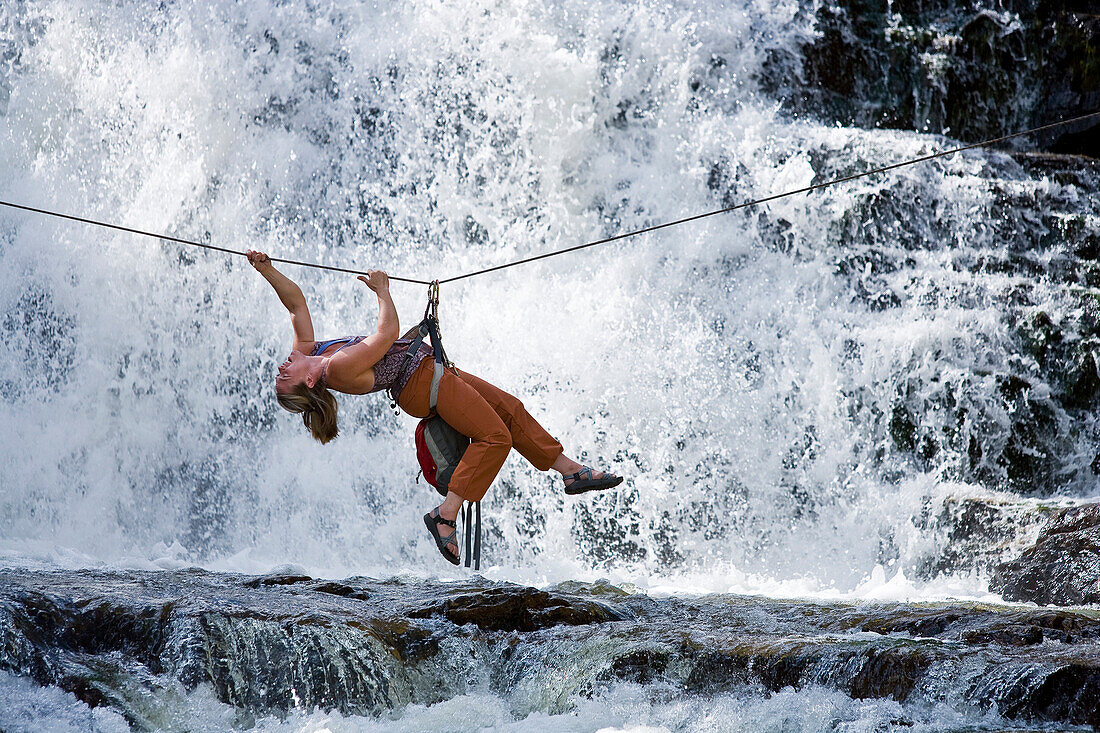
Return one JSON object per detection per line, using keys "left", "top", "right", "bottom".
{"left": 247, "top": 250, "right": 623, "bottom": 565}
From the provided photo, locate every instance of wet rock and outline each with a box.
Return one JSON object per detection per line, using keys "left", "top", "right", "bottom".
{"left": 766, "top": 0, "right": 1100, "bottom": 155}
{"left": 918, "top": 497, "right": 1050, "bottom": 578}
{"left": 604, "top": 649, "right": 671, "bottom": 685}
{"left": 960, "top": 624, "right": 1043, "bottom": 646}
{"left": 676, "top": 638, "right": 932, "bottom": 703}
{"left": 178, "top": 611, "right": 407, "bottom": 717}
{"left": 678, "top": 645, "right": 755, "bottom": 693}
{"left": 242, "top": 572, "right": 313, "bottom": 588}
{"left": 309, "top": 580, "right": 372, "bottom": 600}
{"left": 845, "top": 646, "right": 931, "bottom": 701}
{"left": 992, "top": 503, "right": 1100, "bottom": 605}
{"left": 2, "top": 568, "right": 1100, "bottom": 728}
{"left": 973, "top": 660, "right": 1100, "bottom": 729}
{"left": 407, "top": 583, "right": 626, "bottom": 631}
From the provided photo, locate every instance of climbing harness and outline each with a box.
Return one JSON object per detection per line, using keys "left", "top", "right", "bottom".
{"left": 394, "top": 282, "right": 481, "bottom": 570}
{"left": 1, "top": 111, "right": 1096, "bottom": 288}
{"left": 388, "top": 281, "right": 448, "bottom": 412}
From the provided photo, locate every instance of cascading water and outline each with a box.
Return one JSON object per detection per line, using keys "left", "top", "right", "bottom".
{"left": 2, "top": 0, "right": 1098, "bottom": 729}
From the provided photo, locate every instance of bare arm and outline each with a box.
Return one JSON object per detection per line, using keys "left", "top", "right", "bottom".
{"left": 325, "top": 271, "right": 402, "bottom": 388}
{"left": 247, "top": 250, "right": 315, "bottom": 348}
{"left": 360, "top": 270, "right": 399, "bottom": 342}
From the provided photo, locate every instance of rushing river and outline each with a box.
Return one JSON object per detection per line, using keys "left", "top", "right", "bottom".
{"left": 1, "top": 0, "right": 1098, "bottom": 729}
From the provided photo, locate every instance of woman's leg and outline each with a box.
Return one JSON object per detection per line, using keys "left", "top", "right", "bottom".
{"left": 401, "top": 362, "right": 617, "bottom": 483}
{"left": 431, "top": 371, "right": 512, "bottom": 503}
{"left": 398, "top": 362, "right": 622, "bottom": 559}
{"left": 400, "top": 362, "right": 511, "bottom": 560}
{"left": 399, "top": 363, "right": 513, "bottom": 500}
{"left": 453, "top": 369, "right": 619, "bottom": 490}
{"left": 448, "top": 369, "right": 563, "bottom": 470}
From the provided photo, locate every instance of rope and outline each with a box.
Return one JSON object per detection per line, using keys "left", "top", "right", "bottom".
{"left": 438, "top": 110, "right": 1100, "bottom": 283}
{"left": 0, "top": 111, "right": 1096, "bottom": 286}
{"left": 0, "top": 199, "right": 432, "bottom": 284}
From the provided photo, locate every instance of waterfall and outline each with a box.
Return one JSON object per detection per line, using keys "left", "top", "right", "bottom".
{"left": 1, "top": 0, "right": 1097, "bottom": 596}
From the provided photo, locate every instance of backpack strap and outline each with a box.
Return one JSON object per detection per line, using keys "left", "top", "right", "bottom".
{"left": 429, "top": 363, "right": 443, "bottom": 413}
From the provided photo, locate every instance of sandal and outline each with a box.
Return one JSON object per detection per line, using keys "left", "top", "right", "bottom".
{"left": 424, "top": 507, "right": 460, "bottom": 565}
{"left": 563, "top": 466, "right": 623, "bottom": 495}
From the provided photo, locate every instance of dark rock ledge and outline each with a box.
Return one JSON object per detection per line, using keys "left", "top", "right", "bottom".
{"left": 762, "top": 0, "right": 1100, "bottom": 156}
{"left": 0, "top": 567, "right": 1098, "bottom": 729}
{"left": 994, "top": 502, "right": 1100, "bottom": 605}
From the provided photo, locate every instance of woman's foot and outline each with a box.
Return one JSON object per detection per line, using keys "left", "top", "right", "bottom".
{"left": 424, "top": 507, "right": 460, "bottom": 565}
{"left": 562, "top": 466, "right": 623, "bottom": 495}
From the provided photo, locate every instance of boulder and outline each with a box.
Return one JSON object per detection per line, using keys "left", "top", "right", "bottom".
{"left": 407, "top": 584, "right": 627, "bottom": 631}
{"left": 992, "top": 503, "right": 1100, "bottom": 605}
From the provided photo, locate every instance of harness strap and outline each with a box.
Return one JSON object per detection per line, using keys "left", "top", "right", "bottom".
{"left": 463, "top": 500, "right": 481, "bottom": 571}
{"left": 424, "top": 315, "right": 448, "bottom": 365}
{"left": 388, "top": 322, "right": 429, "bottom": 406}
{"left": 473, "top": 501, "right": 481, "bottom": 569}
{"left": 429, "top": 361, "right": 443, "bottom": 412}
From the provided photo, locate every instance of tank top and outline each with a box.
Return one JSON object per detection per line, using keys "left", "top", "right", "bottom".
{"left": 310, "top": 337, "right": 363, "bottom": 357}
{"left": 369, "top": 338, "right": 434, "bottom": 396}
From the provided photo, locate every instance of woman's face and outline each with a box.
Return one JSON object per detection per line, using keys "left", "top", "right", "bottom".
{"left": 275, "top": 350, "right": 313, "bottom": 394}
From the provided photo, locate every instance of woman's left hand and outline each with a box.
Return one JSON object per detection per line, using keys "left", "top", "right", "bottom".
{"left": 245, "top": 249, "right": 272, "bottom": 271}
{"left": 358, "top": 270, "right": 390, "bottom": 293}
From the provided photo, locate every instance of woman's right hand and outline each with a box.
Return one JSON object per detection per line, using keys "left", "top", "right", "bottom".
{"left": 246, "top": 250, "right": 272, "bottom": 271}
{"left": 358, "top": 270, "right": 390, "bottom": 293}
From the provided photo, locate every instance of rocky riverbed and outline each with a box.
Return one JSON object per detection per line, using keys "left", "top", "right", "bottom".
{"left": 1, "top": 566, "right": 1098, "bottom": 731}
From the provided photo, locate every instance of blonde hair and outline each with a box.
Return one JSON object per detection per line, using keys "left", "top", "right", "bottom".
{"left": 277, "top": 383, "right": 339, "bottom": 444}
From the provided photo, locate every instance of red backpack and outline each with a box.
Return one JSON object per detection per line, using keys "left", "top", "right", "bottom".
{"left": 415, "top": 415, "right": 469, "bottom": 493}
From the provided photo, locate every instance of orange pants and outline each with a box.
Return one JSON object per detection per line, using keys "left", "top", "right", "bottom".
{"left": 397, "top": 360, "right": 564, "bottom": 502}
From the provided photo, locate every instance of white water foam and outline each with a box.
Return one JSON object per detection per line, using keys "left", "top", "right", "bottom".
{"left": 2, "top": 671, "right": 1065, "bottom": 733}
{"left": 0, "top": 0, "right": 1095, "bottom": 602}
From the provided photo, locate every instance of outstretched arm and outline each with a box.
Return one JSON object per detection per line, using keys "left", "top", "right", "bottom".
{"left": 329, "top": 271, "right": 400, "bottom": 368}
{"left": 359, "top": 270, "right": 399, "bottom": 343}
{"left": 323, "top": 272, "right": 402, "bottom": 387}
{"left": 247, "top": 250, "right": 315, "bottom": 349}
